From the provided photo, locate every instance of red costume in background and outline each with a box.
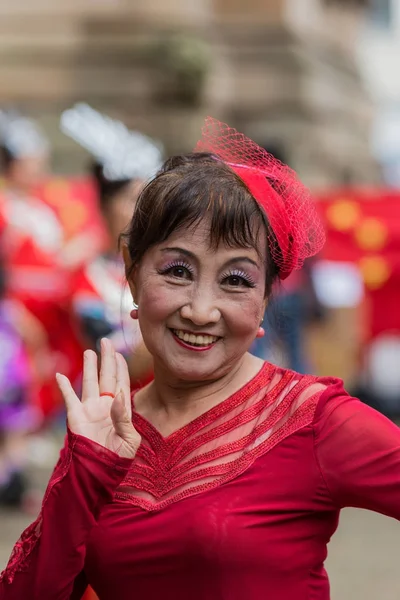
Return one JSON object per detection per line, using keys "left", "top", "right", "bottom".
{"left": 0, "top": 187, "right": 84, "bottom": 416}
{"left": 1, "top": 364, "right": 399, "bottom": 599}
{"left": 0, "top": 177, "right": 106, "bottom": 417}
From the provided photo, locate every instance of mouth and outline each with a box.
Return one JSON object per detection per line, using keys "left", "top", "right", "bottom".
{"left": 170, "top": 329, "right": 220, "bottom": 351}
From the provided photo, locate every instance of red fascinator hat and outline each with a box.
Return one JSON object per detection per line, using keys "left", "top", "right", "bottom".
{"left": 195, "top": 117, "right": 325, "bottom": 280}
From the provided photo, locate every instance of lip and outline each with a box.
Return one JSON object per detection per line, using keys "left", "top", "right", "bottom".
{"left": 169, "top": 329, "right": 219, "bottom": 352}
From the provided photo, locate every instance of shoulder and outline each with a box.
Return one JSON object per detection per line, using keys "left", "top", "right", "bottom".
{"left": 264, "top": 364, "right": 339, "bottom": 402}
{"left": 287, "top": 370, "right": 355, "bottom": 425}
{"left": 257, "top": 367, "right": 399, "bottom": 458}
{"left": 311, "top": 375, "right": 355, "bottom": 421}
{"left": 305, "top": 375, "right": 379, "bottom": 442}
{"left": 253, "top": 364, "right": 341, "bottom": 431}
{"left": 263, "top": 365, "right": 358, "bottom": 426}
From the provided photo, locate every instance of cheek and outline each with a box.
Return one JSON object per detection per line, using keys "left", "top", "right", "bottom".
{"left": 224, "top": 295, "right": 265, "bottom": 336}
{"left": 138, "top": 279, "right": 185, "bottom": 321}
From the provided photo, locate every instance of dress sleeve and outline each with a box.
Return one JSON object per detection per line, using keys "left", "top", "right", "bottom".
{"left": 0, "top": 429, "right": 133, "bottom": 599}
{"left": 313, "top": 379, "right": 400, "bottom": 519}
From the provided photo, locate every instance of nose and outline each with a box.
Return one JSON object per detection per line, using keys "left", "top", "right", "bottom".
{"left": 180, "top": 287, "right": 221, "bottom": 326}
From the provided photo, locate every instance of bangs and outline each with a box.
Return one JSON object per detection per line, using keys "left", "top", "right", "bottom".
{"left": 129, "top": 157, "right": 268, "bottom": 262}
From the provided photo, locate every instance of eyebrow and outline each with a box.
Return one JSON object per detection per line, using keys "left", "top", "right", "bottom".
{"left": 160, "top": 247, "right": 261, "bottom": 269}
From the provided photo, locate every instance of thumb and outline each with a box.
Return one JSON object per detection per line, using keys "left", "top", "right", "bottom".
{"left": 110, "top": 390, "right": 141, "bottom": 449}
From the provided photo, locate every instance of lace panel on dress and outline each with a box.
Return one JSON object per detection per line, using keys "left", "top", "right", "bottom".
{"left": 115, "top": 365, "right": 326, "bottom": 511}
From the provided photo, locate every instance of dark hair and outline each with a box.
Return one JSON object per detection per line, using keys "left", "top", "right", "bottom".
{"left": 0, "top": 145, "right": 15, "bottom": 174}
{"left": 122, "top": 152, "right": 280, "bottom": 296}
{"left": 90, "top": 161, "right": 132, "bottom": 211}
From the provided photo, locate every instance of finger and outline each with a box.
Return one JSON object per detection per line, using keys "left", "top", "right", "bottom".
{"left": 115, "top": 353, "right": 131, "bottom": 418}
{"left": 99, "top": 338, "right": 117, "bottom": 397}
{"left": 110, "top": 391, "right": 141, "bottom": 452}
{"left": 56, "top": 373, "right": 80, "bottom": 414}
{"left": 81, "top": 349, "right": 99, "bottom": 402}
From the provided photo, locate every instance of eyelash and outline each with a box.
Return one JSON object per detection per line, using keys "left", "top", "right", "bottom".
{"left": 158, "top": 261, "right": 255, "bottom": 288}
{"left": 157, "top": 261, "right": 194, "bottom": 278}
{"left": 221, "top": 269, "right": 256, "bottom": 288}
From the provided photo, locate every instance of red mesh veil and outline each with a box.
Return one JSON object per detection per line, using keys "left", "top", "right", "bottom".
{"left": 195, "top": 117, "right": 325, "bottom": 279}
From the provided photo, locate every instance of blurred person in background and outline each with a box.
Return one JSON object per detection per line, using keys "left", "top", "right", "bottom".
{"left": 0, "top": 110, "right": 86, "bottom": 419}
{"left": 61, "top": 103, "right": 163, "bottom": 387}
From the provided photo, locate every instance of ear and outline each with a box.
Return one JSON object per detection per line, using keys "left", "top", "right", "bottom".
{"left": 122, "top": 244, "right": 137, "bottom": 301}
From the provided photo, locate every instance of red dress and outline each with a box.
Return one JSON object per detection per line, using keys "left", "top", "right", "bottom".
{"left": 1, "top": 364, "right": 400, "bottom": 599}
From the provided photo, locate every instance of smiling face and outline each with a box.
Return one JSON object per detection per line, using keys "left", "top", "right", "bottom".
{"left": 129, "top": 220, "right": 268, "bottom": 383}
{"left": 122, "top": 152, "right": 280, "bottom": 385}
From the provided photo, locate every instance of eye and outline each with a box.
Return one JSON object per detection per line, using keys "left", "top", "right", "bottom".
{"left": 221, "top": 270, "right": 255, "bottom": 289}
{"left": 157, "top": 261, "right": 194, "bottom": 281}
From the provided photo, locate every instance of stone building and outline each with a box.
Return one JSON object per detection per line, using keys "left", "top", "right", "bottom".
{"left": 0, "top": 0, "right": 377, "bottom": 184}
{"left": 358, "top": 0, "right": 400, "bottom": 186}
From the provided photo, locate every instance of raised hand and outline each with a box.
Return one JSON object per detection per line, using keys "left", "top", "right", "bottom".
{"left": 56, "top": 338, "right": 141, "bottom": 459}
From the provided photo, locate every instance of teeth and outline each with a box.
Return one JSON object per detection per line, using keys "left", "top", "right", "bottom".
{"left": 173, "top": 330, "right": 218, "bottom": 347}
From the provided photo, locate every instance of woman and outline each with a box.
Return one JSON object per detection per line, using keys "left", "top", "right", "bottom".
{"left": 1, "top": 118, "right": 399, "bottom": 599}
{"left": 0, "top": 110, "right": 89, "bottom": 417}
{"left": 61, "top": 103, "right": 162, "bottom": 385}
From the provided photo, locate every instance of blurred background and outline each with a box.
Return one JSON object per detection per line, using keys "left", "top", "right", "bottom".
{"left": 0, "top": 0, "right": 399, "bottom": 598}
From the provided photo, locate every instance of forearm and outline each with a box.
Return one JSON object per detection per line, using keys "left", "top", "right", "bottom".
{"left": 0, "top": 431, "right": 132, "bottom": 600}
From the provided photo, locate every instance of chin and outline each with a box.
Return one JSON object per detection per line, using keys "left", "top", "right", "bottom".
{"left": 160, "top": 352, "right": 240, "bottom": 384}
{"left": 167, "top": 363, "right": 220, "bottom": 383}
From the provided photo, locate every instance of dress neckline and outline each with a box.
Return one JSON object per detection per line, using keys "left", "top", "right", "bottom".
{"left": 131, "top": 361, "right": 276, "bottom": 446}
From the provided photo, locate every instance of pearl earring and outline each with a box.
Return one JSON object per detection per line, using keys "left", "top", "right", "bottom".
{"left": 256, "top": 316, "right": 265, "bottom": 339}
{"left": 130, "top": 301, "right": 139, "bottom": 320}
